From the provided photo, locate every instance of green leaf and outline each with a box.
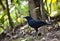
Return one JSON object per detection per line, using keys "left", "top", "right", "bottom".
{"left": 50, "top": 11, "right": 58, "bottom": 17}
{"left": 0, "top": 28, "right": 4, "bottom": 34}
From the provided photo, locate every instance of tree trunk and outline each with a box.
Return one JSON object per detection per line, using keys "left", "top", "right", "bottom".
{"left": 40, "top": 0, "right": 46, "bottom": 21}
{"left": 29, "top": 0, "right": 38, "bottom": 19}
{"left": 34, "top": 0, "right": 41, "bottom": 19}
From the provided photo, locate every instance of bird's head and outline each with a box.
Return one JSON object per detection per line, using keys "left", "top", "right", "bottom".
{"left": 24, "top": 16, "right": 33, "bottom": 21}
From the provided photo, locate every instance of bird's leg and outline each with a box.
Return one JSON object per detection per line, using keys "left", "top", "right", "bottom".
{"left": 34, "top": 28, "right": 38, "bottom": 35}
{"left": 34, "top": 28, "right": 39, "bottom": 40}
{"left": 35, "top": 28, "right": 38, "bottom": 34}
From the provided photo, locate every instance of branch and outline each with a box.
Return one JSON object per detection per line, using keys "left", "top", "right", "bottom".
{"left": 6, "top": 0, "right": 14, "bottom": 31}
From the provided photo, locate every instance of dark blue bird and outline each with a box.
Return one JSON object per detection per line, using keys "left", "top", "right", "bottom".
{"left": 24, "top": 16, "right": 51, "bottom": 32}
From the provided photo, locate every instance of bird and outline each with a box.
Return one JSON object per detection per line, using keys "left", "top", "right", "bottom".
{"left": 24, "top": 16, "right": 51, "bottom": 32}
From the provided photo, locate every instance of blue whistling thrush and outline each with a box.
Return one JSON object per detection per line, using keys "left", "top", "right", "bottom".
{"left": 24, "top": 16, "right": 51, "bottom": 32}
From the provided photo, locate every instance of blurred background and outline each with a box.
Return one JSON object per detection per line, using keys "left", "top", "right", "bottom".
{"left": 0, "top": 0, "right": 60, "bottom": 41}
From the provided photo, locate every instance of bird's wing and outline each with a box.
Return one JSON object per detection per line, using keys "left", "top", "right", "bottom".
{"left": 28, "top": 19, "right": 50, "bottom": 28}
{"left": 29, "top": 20, "right": 45, "bottom": 26}
{"left": 35, "top": 20, "right": 48, "bottom": 25}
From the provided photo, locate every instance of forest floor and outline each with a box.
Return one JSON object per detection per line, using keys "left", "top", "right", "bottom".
{"left": 12, "top": 24, "right": 60, "bottom": 41}
{"left": 0, "top": 24, "right": 60, "bottom": 41}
